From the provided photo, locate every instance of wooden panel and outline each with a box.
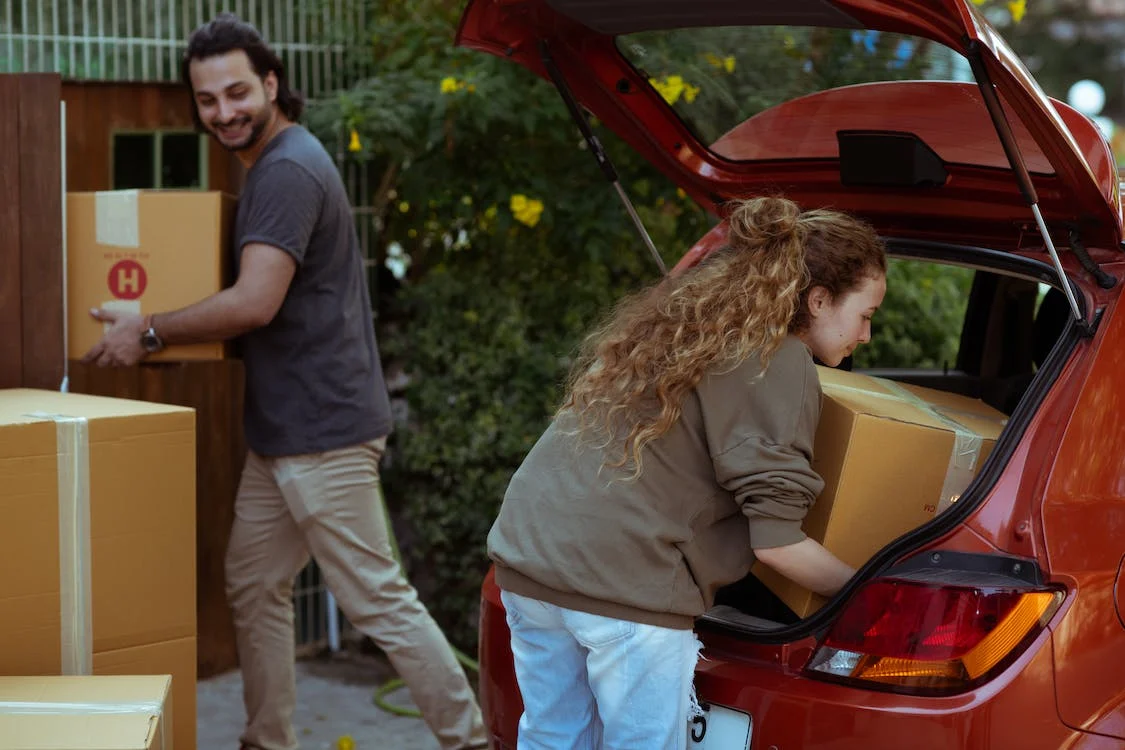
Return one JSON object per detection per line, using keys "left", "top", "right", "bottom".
{"left": 0, "top": 76, "right": 23, "bottom": 388}
{"left": 59, "top": 79, "right": 244, "bottom": 678}
{"left": 61, "top": 80, "right": 237, "bottom": 194}
{"left": 19, "top": 74, "right": 64, "bottom": 390}
{"left": 69, "top": 360, "right": 245, "bottom": 679}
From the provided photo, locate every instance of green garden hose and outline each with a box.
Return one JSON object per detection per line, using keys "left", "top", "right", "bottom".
{"left": 371, "top": 492, "right": 480, "bottom": 719}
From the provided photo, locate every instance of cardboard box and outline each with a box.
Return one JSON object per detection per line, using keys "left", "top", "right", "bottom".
{"left": 0, "top": 675, "right": 171, "bottom": 749}
{"left": 95, "top": 637, "right": 196, "bottom": 750}
{"left": 66, "top": 190, "right": 236, "bottom": 362}
{"left": 0, "top": 390, "right": 196, "bottom": 750}
{"left": 753, "top": 367, "right": 1009, "bottom": 617}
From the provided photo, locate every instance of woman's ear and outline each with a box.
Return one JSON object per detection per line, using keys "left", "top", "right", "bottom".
{"left": 807, "top": 285, "right": 832, "bottom": 318}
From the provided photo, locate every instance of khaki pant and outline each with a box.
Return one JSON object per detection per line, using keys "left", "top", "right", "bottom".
{"left": 225, "top": 437, "right": 487, "bottom": 750}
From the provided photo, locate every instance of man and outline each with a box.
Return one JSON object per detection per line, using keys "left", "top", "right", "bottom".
{"left": 83, "top": 13, "right": 487, "bottom": 750}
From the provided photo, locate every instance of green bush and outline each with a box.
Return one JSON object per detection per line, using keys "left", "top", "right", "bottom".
{"left": 310, "top": 3, "right": 980, "bottom": 650}
{"left": 853, "top": 259, "right": 974, "bottom": 370}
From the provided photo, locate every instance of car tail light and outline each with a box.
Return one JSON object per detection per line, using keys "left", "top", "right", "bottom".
{"left": 805, "top": 578, "right": 1064, "bottom": 694}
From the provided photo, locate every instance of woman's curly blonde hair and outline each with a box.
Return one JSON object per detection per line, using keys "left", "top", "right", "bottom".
{"left": 558, "top": 195, "right": 886, "bottom": 479}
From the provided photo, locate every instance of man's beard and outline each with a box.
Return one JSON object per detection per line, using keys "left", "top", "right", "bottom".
{"left": 210, "top": 110, "right": 270, "bottom": 152}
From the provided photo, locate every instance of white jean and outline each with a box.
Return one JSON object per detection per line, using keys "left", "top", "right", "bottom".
{"left": 501, "top": 589, "right": 702, "bottom": 750}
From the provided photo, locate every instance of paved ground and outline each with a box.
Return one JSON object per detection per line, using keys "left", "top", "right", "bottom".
{"left": 197, "top": 651, "right": 443, "bottom": 750}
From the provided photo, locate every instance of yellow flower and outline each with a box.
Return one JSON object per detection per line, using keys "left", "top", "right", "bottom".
{"left": 408, "top": 228, "right": 418, "bottom": 238}
{"left": 440, "top": 76, "right": 461, "bottom": 94}
{"left": 398, "top": 201, "right": 410, "bottom": 213}
{"left": 649, "top": 75, "right": 685, "bottom": 105}
{"left": 704, "top": 53, "right": 735, "bottom": 74}
{"left": 336, "top": 736, "right": 355, "bottom": 750}
{"left": 477, "top": 203, "right": 499, "bottom": 232}
{"left": 1008, "top": 0, "right": 1026, "bottom": 22}
{"left": 347, "top": 129, "right": 362, "bottom": 152}
{"left": 676, "top": 188, "right": 687, "bottom": 199}
{"left": 509, "top": 194, "right": 544, "bottom": 228}
{"left": 649, "top": 75, "right": 700, "bottom": 106}
{"left": 461, "top": 195, "right": 473, "bottom": 206}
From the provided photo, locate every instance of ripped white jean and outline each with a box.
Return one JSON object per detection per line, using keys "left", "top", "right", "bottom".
{"left": 500, "top": 589, "right": 703, "bottom": 750}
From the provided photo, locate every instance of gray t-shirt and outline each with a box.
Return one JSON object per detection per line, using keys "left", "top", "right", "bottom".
{"left": 233, "top": 125, "right": 391, "bottom": 457}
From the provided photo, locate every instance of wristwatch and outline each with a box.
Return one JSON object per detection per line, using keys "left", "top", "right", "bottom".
{"left": 140, "top": 314, "right": 165, "bottom": 354}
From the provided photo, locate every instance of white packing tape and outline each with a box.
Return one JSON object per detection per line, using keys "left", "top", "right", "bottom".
{"left": 824, "top": 378, "right": 986, "bottom": 514}
{"left": 95, "top": 190, "right": 141, "bottom": 248}
{"left": 877, "top": 380, "right": 983, "bottom": 514}
{"left": 0, "top": 700, "right": 163, "bottom": 715}
{"left": 24, "top": 413, "right": 93, "bottom": 676}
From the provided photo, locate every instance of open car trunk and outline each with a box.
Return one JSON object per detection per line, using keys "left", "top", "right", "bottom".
{"left": 456, "top": 0, "right": 1122, "bottom": 635}
{"left": 701, "top": 240, "right": 1091, "bottom": 634}
{"left": 461, "top": 2, "right": 1125, "bottom": 742}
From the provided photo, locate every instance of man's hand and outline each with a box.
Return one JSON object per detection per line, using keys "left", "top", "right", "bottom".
{"left": 81, "top": 308, "right": 147, "bottom": 367}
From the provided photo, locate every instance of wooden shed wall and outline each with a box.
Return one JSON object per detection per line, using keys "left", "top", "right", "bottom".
{"left": 0, "top": 73, "right": 64, "bottom": 391}
{"left": 60, "top": 79, "right": 242, "bottom": 194}
{"left": 60, "top": 79, "right": 244, "bottom": 678}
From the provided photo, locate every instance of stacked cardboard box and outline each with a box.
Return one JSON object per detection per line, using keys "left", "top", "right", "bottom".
{"left": 66, "top": 189, "right": 236, "bottom": 362}
{"left": 753, "top": 367, "right": 1009, "bottom": 617}
{"left": 0, "top": 675, "right": 172, "bottom": 749}
{"left": 0, "top": 390, "right": 196, "bottom": 749}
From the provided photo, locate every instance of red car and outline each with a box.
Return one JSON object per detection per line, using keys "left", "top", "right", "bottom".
{"left": 457, "top": 1, "right": 1125, "bottom": 747}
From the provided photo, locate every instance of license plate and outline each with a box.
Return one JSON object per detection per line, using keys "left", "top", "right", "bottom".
{"left": 688, "top": 702, "right": 752, "bottom": 749}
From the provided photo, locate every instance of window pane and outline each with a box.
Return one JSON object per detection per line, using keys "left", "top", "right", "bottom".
{"left": 113, "top": 133, "right": 155, "bottom": 189}
{"left": 852, "top": 259, "right": 973, "bottom": 370}
{"left": 161, "top": 133, "right": 204, "bottom": 189}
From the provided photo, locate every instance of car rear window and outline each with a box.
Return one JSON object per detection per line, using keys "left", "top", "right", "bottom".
{"left": 615, "top": 25, "right": 1057, "bottom": 175}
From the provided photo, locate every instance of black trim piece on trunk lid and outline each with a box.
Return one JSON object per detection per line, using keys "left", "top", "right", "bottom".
{"left": 885, "top": 549, "right": 1043, "bottom": 588}
{"left": 696, "top": 240, "right": 1093, "bottom": 642}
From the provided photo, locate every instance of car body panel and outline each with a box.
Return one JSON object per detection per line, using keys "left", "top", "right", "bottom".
{"left": 1041, "top": 284, "right": 1125, "bottom": 737}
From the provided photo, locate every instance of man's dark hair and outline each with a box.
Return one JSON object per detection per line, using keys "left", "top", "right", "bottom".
{"left": 181, "top": 13, "right": 304, "bottom": 128}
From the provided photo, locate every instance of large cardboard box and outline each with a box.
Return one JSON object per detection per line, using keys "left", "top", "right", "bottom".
{"left": 94, "top": 637, "right": 196, "bottom": 750}
{"left": 0, "top": 390, "right": 197, "bottom": 750}
{"left": 0, "top": 675, "right": 172, "bottom": 749}
{"left": 66, "top": 190, "right": 236, "bottom": 362}
{"left": 753, "top": 367, "right": 1009, "bottom": 618}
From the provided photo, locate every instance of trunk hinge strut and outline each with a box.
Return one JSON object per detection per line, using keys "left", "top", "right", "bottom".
{"left": 1067, "top": 228, "right": 1118, "bottom": 289}
{"left": 966, "top": 40, "right": 1101, "bottom": 336}
{"left": 538, "top": 39, "right": 668, "bottom": 276}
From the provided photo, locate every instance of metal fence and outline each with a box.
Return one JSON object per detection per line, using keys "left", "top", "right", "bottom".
{"left": 0, "top": 0, "right": 377, "bottom": 651}
{"left": 0, "top": 0, "right": 371, "bottom": 97}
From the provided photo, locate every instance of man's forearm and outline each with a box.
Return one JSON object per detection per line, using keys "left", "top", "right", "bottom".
{"left": 152, "top": 287, "right": 266, "bottom": 345}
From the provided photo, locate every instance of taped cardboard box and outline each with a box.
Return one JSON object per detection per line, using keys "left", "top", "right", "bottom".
{"left": 0, "top": 675, "right": 171, "bottom": 750}
{"left": 0, "top": 390, "right": 197, "bottom": 750}
{"left": 66, "top": 190, "right": 236, "bottom": 362}
{"left": 753, "top": 367, "right": 1009, "bottom": 618}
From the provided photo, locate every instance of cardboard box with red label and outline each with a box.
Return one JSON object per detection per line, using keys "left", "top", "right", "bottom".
{"left": 66, "top": 190, "right": 236, "bottom": 362}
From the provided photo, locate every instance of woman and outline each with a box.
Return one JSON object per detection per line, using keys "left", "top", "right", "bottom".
{"left": 486, "top": 195, "right": 887, "bottom": 750}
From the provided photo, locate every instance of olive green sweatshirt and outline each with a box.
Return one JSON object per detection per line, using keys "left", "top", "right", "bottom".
{"left": 487, "top": 335, "right": 825, "bottom": 630}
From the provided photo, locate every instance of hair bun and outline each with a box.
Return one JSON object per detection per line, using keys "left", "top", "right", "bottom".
{"left": 727, "top": 196, "right": 802, "bottom": 247}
